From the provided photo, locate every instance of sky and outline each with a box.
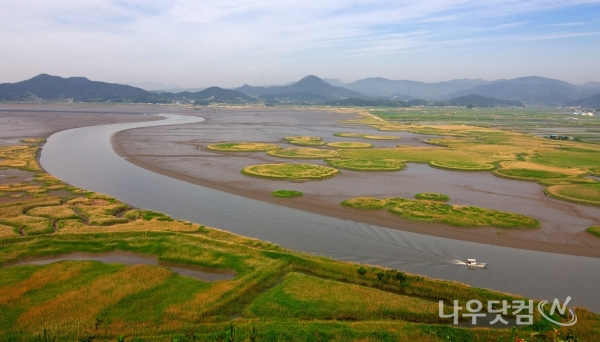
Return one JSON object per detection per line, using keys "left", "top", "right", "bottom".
{"left": 1, "top": 1, "right": 600, "bottom": 89}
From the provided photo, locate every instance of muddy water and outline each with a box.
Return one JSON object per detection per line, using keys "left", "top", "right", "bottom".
{"left": 6, "top": 251, "right": 235, "bottom": 282}
{"left": 40, "top": 113, "right": 600, "bottom": 312}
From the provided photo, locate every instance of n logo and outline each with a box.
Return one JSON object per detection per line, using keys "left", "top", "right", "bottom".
{"left": 538, "top": 296, "right": 577, "bottom": 327}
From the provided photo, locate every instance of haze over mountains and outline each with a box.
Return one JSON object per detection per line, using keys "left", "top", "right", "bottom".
{"left": 1, "top": 73, "right": 599, "bottom": 108}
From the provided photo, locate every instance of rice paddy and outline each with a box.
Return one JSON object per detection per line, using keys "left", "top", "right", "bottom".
{"left": 242, "top": 163, "right": 340, "bottom": 180}
{"left": 271, "top": 189, "right": 304, "bottom": 198}
{"left": 326, "top": 141, "right": 374, "bottom": 148}
{"left": 0, "top": 142, "right": 597, "bottom": 341}
{"left": 267, "top": 147, "right": 339, "bottom": 159}
{"left": 342, "top": 196, "right": 539, "bottom": 228}
{"left": 326, "top": 158, "right": 405, "bottom": 171}
{"left": 206, "top": 142, "right": 281, "bottom": 152}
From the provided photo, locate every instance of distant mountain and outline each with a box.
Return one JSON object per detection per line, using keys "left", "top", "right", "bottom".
{"left": 432, "top": 94, "right": 525, "bottom": 108}
{"left": 581, "top": 82, "right": 600, "bottom": 90}
{"left": 259, "top": 92, "right": 334, "bottom": 103}
{"left": 325, "top": 98, "right": 427, "bottom": 107}
{"left": 176, "top": 87, "right": 254, "bottom": 103}
{"left": 0, "top": 74, "right": 252, "bottom": 104}
{"left": 126, "top": 81, "right": 180, "bottom": 91}
{"left": 236, "top": 75, "right": 364, "bottom": 102}
{"left": 0, "top": 74, "right": 165, "bottom": 103}
{"left": 567, "top": 93, "right": 600, "bottom": 108}
{"left": 152, "top": 87, "right": 206, "bottom": 93}
{"left": 340, "top": 78, "right": 492, "bottom": 99}
{"left": 446, "top": 76, "right": 597, "bottom": 106}
{"left": 321, "top": 78, "right": 348, "bottom": 88}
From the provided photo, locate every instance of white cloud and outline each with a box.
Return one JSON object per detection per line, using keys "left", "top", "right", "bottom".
{"left": 1, "top": 0, "right": 600, "bottom": 85}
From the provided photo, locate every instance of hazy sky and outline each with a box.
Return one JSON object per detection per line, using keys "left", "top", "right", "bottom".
{"left": 1, "top": 1, "right": 600, "bottom": 88}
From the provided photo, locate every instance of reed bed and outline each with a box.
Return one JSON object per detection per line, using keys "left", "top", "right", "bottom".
{"left": 267, "top": 147, "right": 339, "bottom": 159}
{"left": 242, "top": 163, "right": 340, "bottom": 180}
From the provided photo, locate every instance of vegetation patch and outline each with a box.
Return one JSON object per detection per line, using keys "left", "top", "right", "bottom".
{"left": 285, "top": 136, "right": 326, "bottom": 146}
{"left": 429, "top": 160, "right": 495, "bottom": 171}
{"left": 342, "top": 196, "right": 539, "bottom": 228}
{"left": 19, "top": 138, "right": 46, "bottom": 144}
{"left": 341, "top": 197, "right": 391, "bottom": 210}
{"left": 587, "top": 226, "right": 600, "bottom": 238}
{"left": 494, "top": 161, "right": 584, "bottom": 181}
{"left": 326, "top": 158, "right": 405, "bottom": 171}
{"left": 545, "top": 183, "right": 600, "bottom": 206}
{"left": 334, "top": 133, "right": 400, "bottom": 140}
{"left": 206, "top": 142, "right": 281, "bottom": 152}
{"left": 267, "top": 147, "right": 339, "bottom": 159}
{"left": 284, "top": 136, "right": 322, "bottom": 142}
{"left": 0, "top": 146, "right": 42, "bottom": 171}
{"left": 287, "top": 139, "right": 326, "bottom": 146}
{"left": 415, "top": 193, "right": 450, "bottom": 202}
{"left": 271, "top": 190, "right": 304, "bottom": 198}
{"left": 247, "top": 272, "right": 440, "bottom": 322}
{"left": 326, "top": 141, "right": 374, "bottom": 149}
{"left": 242, "top": 163, "right": 340, "bottom": 180}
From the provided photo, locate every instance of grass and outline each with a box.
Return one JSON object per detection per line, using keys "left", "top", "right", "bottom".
{"left": 326, "top": 158, "right": 405, "bottom": 171}
{"left": 206, "top": 142, "right": 281, "bottom": 152}
{"left": 326, "top": 141, "right": 374, "bottom": 148}
{"left": 285, "top": 136, "right": 326, "bottom": 146}
{"left": 587, "top": 226, "right": 600, "bottom": 238}
{"left": 334, "top": 132, "right": 401, "bottom": 140}
{"left": 338, "top": 147, "right": 496, "bottom": 171}
{"left": 0, "top": 145, "right": 42, "bottom": 172}
{"left": 267, "top": 147, "right": 339, "bottom": 159}
{"left": 246, "top": 272, "right": 441, "bottom": 322}
{"left": 19, "top": 138, "right": 46, "bottom": 144}
{"left": 415, "top": 193, "right": 450, "bottom": 202}
{"left": 271, "top": 190, "right": 304, "bottom": 198}
{"left": 342, "top": 196, "right": 539, "bottom": 228}
{"left": 0, "top": 139, "right": 598, "bottom": 340}
{"left": 242, "top": 163, "right": 340, "bottom": 180}
{"left": 545, "top": 183, "right": 600, "bottom": 206}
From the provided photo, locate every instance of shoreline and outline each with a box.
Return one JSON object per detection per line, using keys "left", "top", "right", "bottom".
{"left": 116, "top": 146, "right": 600, "bottom": 259}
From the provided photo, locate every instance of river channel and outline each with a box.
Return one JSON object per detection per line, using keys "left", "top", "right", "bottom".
{"left": 39, "top": 114, "right": 600, "bottom": 312}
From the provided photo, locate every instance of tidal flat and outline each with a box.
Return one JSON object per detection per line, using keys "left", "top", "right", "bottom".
{"left": 115, "top": 107, "right": 600, "bottom": 256}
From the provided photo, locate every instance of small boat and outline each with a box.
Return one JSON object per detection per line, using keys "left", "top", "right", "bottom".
{"left": 465, "top": 259, "right": 488, "bottom": 268}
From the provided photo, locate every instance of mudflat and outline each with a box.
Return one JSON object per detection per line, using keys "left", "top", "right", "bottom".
{"left": 113, "top": 107, "right": 600, "bottom": 257}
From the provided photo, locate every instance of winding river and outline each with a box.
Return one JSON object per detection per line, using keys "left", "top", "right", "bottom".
{"left": 40, "top": 114, "right": 600, "bottom": 312}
